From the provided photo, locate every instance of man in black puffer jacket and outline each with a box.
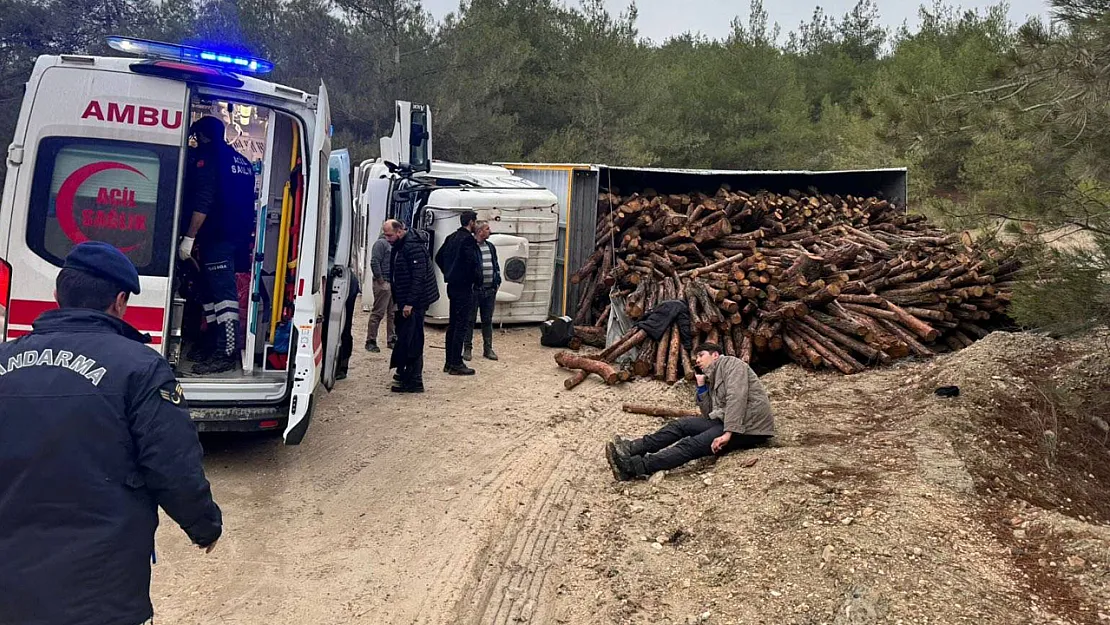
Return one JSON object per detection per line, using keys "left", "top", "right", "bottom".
{"left": 386, "top": 219, "right": 439, "bottom": 393}
{"left": 434, "top": 210, "right": 481, "bottom": 376}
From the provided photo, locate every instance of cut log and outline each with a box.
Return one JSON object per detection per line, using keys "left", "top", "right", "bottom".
{"left": 633, "top": 339, "right": 656, "bottom": 377}
{"left": 790, "top": 321, "right": 865, "bottom": 374}
{"left": 797, "top": 314, "right": 890, "bottom": 364}
{"left": 881, "top": 300, "right": 940, "bottom": 342}
{"left": 555, "top": 351, "right": 619, "bottom": 384}
{"left": 622, "top": 403, "right": 700, "bottom": 419}
{"left": 564, "top": 370, "right": 589, "bottom": 390}
{"left": 573, "top": 325, "right": 607, "bottom": 349}
{"left": 654, "top": 327, "right": 671, "bottom": 380}
{"left": 598, "top": 328, "right": 648, "bottom": 362}
{"left": 877, "top": 319, "right": 935, "bottom": 358}
{"left": 680, "top": 345, "right": 696, "bottom": 381}
{"left": 666, "top": 325, "right": 681, "bottom": 385}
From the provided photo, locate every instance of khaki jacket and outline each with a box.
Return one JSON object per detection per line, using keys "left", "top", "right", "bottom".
{"left": 697, "top": 356, "right": 775, "bottom": 436}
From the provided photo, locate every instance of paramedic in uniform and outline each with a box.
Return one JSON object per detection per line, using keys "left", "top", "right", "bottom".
{"left": 0, "top": 242, "right": 222, "bottom": 625}
{"left": 179, "top": 115, "right": 256, "bottom": 375}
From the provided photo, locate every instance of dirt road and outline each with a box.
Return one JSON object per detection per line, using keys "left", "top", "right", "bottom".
{"left": 152, "top": 311, "right": 601, "bottom": 624}
{"left": 151, "top": 312, "right": 1110, "bottom": 624}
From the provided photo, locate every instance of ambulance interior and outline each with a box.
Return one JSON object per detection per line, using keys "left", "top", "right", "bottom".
{"left": 172, "top": 96, "right": 306, "bottom": 380}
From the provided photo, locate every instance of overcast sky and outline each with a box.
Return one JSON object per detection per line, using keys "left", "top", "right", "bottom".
{"left": 420, "top": 0, "right": 1052, "bottom": 43}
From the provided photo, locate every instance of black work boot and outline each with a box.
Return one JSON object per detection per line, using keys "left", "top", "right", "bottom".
{"left": 483, "top": 345, "right": 498, "bottom": 361}
{"left": 365, "top": 340, "right": 380, "bottom": 353}
{"left": 192, "top": 354, "right": 238, "bottom": 375}
{"left": 186, "top": 334, "right": 216, "bottom": 362}
{"left": 610, "top": 435, "right": 644, "bottom": 459}
{"left": 605, "top": 441, "right": 642, "bottom": 481}
{"left": 462, "top": 345, "right": 472, "bottom": 361}
{"left": 448, "top": 364, "right": 476, "bottom": 376}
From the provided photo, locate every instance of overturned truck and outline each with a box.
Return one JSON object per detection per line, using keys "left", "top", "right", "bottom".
{"left": 503, "top": 165, "right": 1017, "bottom": 387}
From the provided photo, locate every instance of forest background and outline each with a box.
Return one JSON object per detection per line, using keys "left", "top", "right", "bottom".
{"left": 1, "top": 0, "right": 1107, "bottom": 329}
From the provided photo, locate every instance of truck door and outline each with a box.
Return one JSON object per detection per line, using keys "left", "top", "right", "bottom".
{"left": 378, "top": 101, "right": 432, "bottom": 173}
{"left": 321, "top": 148, "right": 352, "bottom": 389}
{"left": 284, "top": 83, "right": 331, "bottom": 446}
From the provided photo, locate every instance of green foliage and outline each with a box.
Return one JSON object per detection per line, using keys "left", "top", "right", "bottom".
{"left": 0, "top": 0, "right": 1107, "bottom": 331}
{"left": 1010, "top": 235, "right": 1110, "bottom": 333}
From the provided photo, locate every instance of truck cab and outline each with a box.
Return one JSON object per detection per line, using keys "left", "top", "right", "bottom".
{"left": 356, "top": 102, "right": 559, "bottom": 324}
{"left": 0, "top": 38, "right": 351, "bottom": 444}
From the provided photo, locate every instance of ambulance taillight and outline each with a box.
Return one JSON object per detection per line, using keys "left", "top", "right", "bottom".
{"left": 0, "top": 258, "right": 11, "bottom": 341}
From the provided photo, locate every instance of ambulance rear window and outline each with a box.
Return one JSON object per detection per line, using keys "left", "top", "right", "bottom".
{"left": 27, "top": 138, "right": 179, "bottom": 276}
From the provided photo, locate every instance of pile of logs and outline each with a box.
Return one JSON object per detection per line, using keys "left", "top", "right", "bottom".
{"left": 555, "top": 185, "right": 1018, "bottom": 387}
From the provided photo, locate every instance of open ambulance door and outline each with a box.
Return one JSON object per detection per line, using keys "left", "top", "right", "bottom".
{"left": 322, "top": 148, "right": 353, "bottom": 390}
{"left": 284, "top": 83, "right": 331, "bottom": 446}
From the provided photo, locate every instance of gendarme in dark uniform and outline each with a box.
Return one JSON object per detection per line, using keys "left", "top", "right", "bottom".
{"left": 0, "top": 242, "right": 222, "bottom": 625}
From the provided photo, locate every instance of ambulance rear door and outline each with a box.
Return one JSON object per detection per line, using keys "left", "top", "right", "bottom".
{"left": 322, "top": 148, "right": 353, "bottom": 389}
{"left": 284, "top": 83, "right": 330, "bottom": 445}
{"left": 2, "top": 57, "right": 188, "bottom": 347}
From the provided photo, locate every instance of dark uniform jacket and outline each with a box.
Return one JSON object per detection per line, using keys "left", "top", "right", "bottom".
{"left": 187, "top": 140, "right": 256, "bottom": 250}
{"left": 390, "top": 231, "right": 440, "bottom": 310}
{"left": 435, "top": 227, "right": 481, "bottom": 290}
{"left": 0, "top": 309, "right": 222, "bottom": 625}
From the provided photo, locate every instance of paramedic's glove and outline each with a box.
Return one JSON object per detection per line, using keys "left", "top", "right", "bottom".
{"left": 178, "top": 236, "right": 195, "bottom": 262}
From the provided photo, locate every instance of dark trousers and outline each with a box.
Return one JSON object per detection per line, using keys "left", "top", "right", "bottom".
{"left": 636, "top": 417, "right": 770, "bottom": 474}
{"left": 199, "top": 240, "right": 239, "bottom": 359}
{"left": 465, "top": 286, "right": 496, "bottom": 351}
{"left": 445, "top": 285, "right": 475, "bottom": 367}
{"left": 336, "top": 275, "right": 360, "bottom": 377}
{"left": 392, "top": 307, "right": 426, "bottom": 386}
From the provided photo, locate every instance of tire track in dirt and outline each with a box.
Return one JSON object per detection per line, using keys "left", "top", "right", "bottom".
{"left": 413, "top": 383, "right": 616, "bottom": 625}
{"left": 457, "top": 454, "right": 580, "bottom": 625}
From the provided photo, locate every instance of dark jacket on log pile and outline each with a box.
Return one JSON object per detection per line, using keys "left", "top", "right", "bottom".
{"left": 634, "top": 299, "right": 693, "bottom": 351}
{"left": 697, "top": 355, "right": 775, "bottom": 436}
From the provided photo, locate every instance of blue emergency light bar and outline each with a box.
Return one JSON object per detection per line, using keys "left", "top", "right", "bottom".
{"left": 107, "top": 37, "right": 274, "bottom": 75}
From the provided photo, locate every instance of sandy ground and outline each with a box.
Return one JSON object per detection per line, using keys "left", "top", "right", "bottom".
{"left": 150, "top": 307, "right": 1110, "bottom": 624}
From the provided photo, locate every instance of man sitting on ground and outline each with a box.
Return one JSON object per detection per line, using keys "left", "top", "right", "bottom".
{"left": 606, "top": 342, "right": 774, "bottom": 481}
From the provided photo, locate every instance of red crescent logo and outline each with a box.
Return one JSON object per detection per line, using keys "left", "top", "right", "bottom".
{"left": 56, "top": 161, "right": 149, "bottom": 253}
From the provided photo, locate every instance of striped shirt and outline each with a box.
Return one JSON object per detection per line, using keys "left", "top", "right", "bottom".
{"left": 478, "top": 241, "right": 495, "bottom": 287}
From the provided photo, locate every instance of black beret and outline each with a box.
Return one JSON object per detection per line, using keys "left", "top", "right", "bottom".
{"left": 63, "top": 242, "right": 141, "bottom": 295}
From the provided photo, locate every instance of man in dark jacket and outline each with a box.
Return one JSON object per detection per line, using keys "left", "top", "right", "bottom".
{"left": 434, "top": 210, "right": 481, "bottom": 375}
{"left": 463, "top": 220, "right": 502, "bottom": 361}
{"left": 179, "top": 115, "right": 257, "bottom": 374}
{"left": 386, "top": 219, "right": 439, "bottom": 393}
{"left": 0, "top": 242, "right": 222, "bottom": 625}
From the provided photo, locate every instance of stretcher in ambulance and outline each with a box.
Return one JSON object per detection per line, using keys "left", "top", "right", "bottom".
{"left": 0, "top": 38, "right": 352, "bottom": 445}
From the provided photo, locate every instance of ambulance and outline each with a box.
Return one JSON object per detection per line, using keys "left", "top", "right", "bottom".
{"left": 0, "top": 38, "right": 353, "bottom": 445}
